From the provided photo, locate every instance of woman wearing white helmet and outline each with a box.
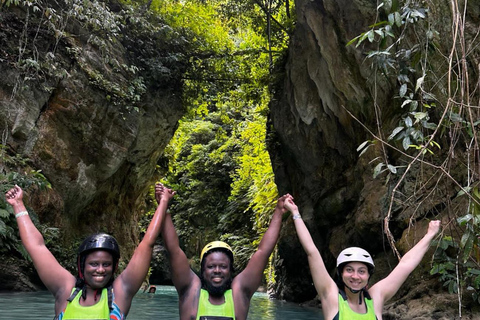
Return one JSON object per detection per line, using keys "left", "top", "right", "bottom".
{"left": 284, "top": 195, "right": 441, "bottom": 320}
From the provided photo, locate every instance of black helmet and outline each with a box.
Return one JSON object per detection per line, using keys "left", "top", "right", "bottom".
{"left": 77, "top": 233, "right": 120, "bottom": 280}
{"left": 78, "top": 233, "right": 120, "bottom": 258}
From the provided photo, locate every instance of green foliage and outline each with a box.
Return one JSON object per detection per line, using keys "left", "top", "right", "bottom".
{"left": 0, "top": 203, "right": 26, "bottom": 257}
{"left": 0, "top": 146, "right": 52, "bottom": 193}
{"left": 150, "top": 0, "right": 232, "bottom": 52}
{"left": 352, "top": 0, "right": 480, "bottom": 308}
{"left": 4, "top": 0, "right": 187, "bottom": 113}
{"left": 0, "top": 145, "right": 79, "bottom": 272}
{"left": 151, "top": 0, "right": 288, "bottom": 283}
{"left": 228, "top": 101, "right": 278, "bottom": 231}
{"left": 41, "top": 225, "right": 79, "bottom": 274}
{"left": 0, "top": 144, "right": 51, "bottom": 258}
{"left": 351, "top": 1, "right": 441, "bottom": 158}
{"left": 163, "top": 119, "right": 237, "bottom": 253}
{"left": 2, "top": 0, "right": 40, "bottom": 11}
{"left": 431, "top": 234, "right": 480, "bottom": 304}
{"left": 428, "top": 188, "right": 480, "bottom": 304}
{"left": 457, "top": 187, "right": 480, "bottom": 263}
{"left": 162, "top": 85, "right": 279, "bottom": 275}
{"left": 5, "top": 0, "right": 291, "bottom": 288}
{"left": 430, "top": 236, "right": 460, "bottom": 294}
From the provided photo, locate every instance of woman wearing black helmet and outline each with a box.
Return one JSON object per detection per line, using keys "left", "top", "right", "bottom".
{"left": 283, "top": 194, "right": 441, "bottom": 320}
{"left": 5, "top": 184, "right": 175, "bottom": 320}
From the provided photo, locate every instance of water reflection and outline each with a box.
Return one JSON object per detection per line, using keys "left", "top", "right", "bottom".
{"left": 0, "top": 285, "right": 324, "bottom": 320}
{"left": 248, "top": 291, "right": 323, "bottom": 320}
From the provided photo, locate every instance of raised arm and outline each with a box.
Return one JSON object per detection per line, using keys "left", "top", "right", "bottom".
{"left": 116, "top": 183, "right": 174, "bottom": 303}
{"left": 234, "top": 194, "right": 288, "bottom": 298}
{"left": 5, "top": 185, "right": 74, "bottom": 297}
{"left": 284, "top": 195, "right": 337, "bottom": 304}
{"left": 158, "top": 185, "right": 199, "bottom": 296}
{"left": 370, "top": 220, "right": 441, "bottom": 304}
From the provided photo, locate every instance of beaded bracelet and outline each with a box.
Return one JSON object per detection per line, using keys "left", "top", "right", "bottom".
{"left": 15, "top": 211, "right": 29, "bottom": 218}
{"left": 293, "top": 214, "right": 302, "bottom": 220}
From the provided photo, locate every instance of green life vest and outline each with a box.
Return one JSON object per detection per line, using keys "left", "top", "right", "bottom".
{"left": 196, "top": 289, "right": 235, "bottom": 320}
{"left": 62, "top": 288, "right": 110, "bottom": 320}
{"left": 336, "top": 290, "right": 376, "bottom": 320}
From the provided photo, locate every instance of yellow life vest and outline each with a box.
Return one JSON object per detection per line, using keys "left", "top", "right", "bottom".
{"left": 196, "top": 289, "right": 235, "bottom": 320}
{"left": 335, "top": 289, "right": 377, "bottom": 320}
{"left": 61, "top": 288, "right": 110, "bottom": 320}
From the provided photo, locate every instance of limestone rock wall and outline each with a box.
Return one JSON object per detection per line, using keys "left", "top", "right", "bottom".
{"left": 270, "top": 0, "right": 480, "bottom": 317}
{"left": 0, "top": 2, "right": 185, "bottom": 261}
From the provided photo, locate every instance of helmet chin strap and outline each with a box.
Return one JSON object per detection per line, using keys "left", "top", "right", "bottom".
{"left": 345, "top": 285, "right": 364, "bottom": 304}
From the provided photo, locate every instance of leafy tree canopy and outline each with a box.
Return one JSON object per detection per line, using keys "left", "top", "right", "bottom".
{"left": 144, "top": 0, "right": 294, "bottom": 278}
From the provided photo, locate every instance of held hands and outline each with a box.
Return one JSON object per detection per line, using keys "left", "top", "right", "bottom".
{"left": 155, "top": 183, "right": 176, "bottom": 205}
{"left": 275, "top": 194, "right": 292, "bottom": 214}
{"left": 282, "top": 194, "right": 298, "bottom": 213}
{"left": 276, "top": 194, "right": 301, "bottom": 219}
{"left": 5, "top": 185, "right": 24, "bottom": 207}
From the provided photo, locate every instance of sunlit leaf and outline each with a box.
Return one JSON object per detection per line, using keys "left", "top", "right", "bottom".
{"left": 399, "top": 83, "right": 408, "bottom": 97}
{"left": 357, "top": 140, "right": 370, "bottom": 152}
{"left": 367, "top": 30, "right": 375, "bottom": 42}
{"left": 373, "top": 163, "right": 384, "bottom": 178}
{"left": 412, "top": 112, "right": 428, "bottom": 121}
{"left": 388, "top": 13, "right": 395, "bottom": 26}
{"left": 415, "top": 76, "right": 425, "bottom": 92}
{"left": 402, "top": 136, "right": 411, "bottom": 150}
{"left": 457, "top": 214, "right": 473, "bottom": 225}
{"left": 405, "top": 116, "right": 413, "bottom": 127}
{"left": 457, "top": 186, "right": 471, "bottom": 197}
{"left": 388, "top": 127, "right": 404, "bottom": 140}
{"left": 387, "top": 164, "right": 397, "bottom": 174}
{"left": 394, "top": 12, "right": 402, "bottom": 27}
{"left": 462, "top": 232, "right": 474, "bottom": 263}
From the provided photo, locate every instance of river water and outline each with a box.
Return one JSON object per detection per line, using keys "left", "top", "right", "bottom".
{"left": 0, "top": 285, "right": 324, "bottom": 320}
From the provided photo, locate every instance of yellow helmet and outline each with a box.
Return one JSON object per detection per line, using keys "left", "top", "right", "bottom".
{"left": 200, "top": 241, "right": 233, "bottom": 262}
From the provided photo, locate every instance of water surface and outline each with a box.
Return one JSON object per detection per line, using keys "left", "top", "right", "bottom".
{"left": 0, "top": 285, "right": 324, "bottom": 320}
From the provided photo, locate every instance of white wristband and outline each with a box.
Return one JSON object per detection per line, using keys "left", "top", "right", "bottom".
{"left": 15, "top": 211, "right": 29, "bottom": 218}
{"left": 293, "top": 214, "right": 302, "bottom": 220}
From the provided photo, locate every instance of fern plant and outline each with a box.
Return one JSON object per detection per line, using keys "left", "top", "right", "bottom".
{"left": 0, "top": 144, "right": 51, "bottom": 259}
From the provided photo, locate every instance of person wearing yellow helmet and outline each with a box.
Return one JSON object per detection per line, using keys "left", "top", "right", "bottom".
{"left": 156, "top": 183, "right": 290, "bottom": 320}
{"left": 200, "top": 241, "right": 234, "bottom": 262}
{"left": 199, "top": 241, "right": 235, "bottom": 295}
{"left": 283, "top": 194, "right": 441, "bottom": 320}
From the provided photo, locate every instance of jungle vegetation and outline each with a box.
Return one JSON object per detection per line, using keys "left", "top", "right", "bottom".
{"left": 0, "top": 0, "right": 294, "bottom": 288}
{"left": 2, "top": 0, "right": 480, "bottom": 310}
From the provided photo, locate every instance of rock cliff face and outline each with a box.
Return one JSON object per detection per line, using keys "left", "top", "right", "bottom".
{"left": 270, "top": 0, "right": 480, "bottom": 318}
{"left": 0, "top": 1, "right": 185, "bottom": 266}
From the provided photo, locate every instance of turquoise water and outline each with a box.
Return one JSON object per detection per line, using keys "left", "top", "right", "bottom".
{"left": 0, "top": 285, "right": 324, "bottom": 319}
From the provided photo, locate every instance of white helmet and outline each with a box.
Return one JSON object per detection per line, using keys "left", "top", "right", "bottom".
{"left": 336, "top": 247, "right": 375, "bottom": 270}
